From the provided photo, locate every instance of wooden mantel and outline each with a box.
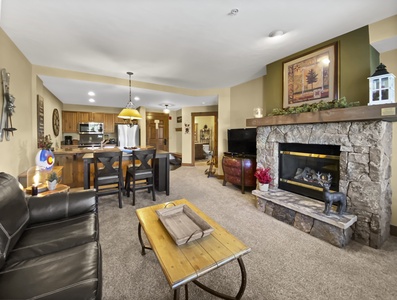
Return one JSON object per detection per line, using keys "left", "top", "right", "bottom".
{"left": 246, "top": 103, "right": 397, "bottom": 127}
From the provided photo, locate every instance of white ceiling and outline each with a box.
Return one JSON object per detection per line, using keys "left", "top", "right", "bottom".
{"left": 1, "top": 0, "right": 396, "bottom": 111}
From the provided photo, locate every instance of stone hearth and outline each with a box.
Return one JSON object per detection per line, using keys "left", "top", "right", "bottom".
{"left": 253, "top": 189, "right": 357, "bottom": 247}
{"left": 256, "top": 120, "right": 392, "bottom": 248}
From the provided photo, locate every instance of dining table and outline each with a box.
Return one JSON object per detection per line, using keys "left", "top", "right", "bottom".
{"left": 82, "top": 149, "right": 170, "bottom": 195}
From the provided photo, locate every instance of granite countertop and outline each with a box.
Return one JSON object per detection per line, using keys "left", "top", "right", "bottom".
{"left": 54, "top": 145, "right": 119, "bottom": 154}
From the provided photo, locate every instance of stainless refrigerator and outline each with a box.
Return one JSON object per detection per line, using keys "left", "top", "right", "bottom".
{"left": 117, "top": 124, "right": 140, "bottom": 148}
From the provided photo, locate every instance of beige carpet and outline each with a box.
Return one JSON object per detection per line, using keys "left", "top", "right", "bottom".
{"left": 98, "top": 164, "right": 397, "bottom": 300}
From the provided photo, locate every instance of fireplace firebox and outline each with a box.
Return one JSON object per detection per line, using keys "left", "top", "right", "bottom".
{"left": 279, "top": 143, "right": 340, "bottom": 201}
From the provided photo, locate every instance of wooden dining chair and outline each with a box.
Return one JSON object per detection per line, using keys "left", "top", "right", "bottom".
{"left": 94, "top": 151, "right": 123, "bottom": 208}
{"left": 125, "top": 149, "right": 156, "bottom": 206}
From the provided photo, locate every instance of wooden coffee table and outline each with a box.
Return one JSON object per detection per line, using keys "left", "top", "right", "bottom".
{"left": 135, "top": 199, "right": 251, "bottom": 299}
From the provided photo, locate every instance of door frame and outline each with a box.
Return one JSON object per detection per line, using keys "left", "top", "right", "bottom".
{"left": 191, "top": 112, "right": 218, "bottom": 165}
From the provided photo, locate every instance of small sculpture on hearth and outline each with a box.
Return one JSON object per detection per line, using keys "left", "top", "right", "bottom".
{"left": 317, "top": 172, "right": 346, "bottom": 216}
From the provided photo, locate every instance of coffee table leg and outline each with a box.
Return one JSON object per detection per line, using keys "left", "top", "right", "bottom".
{"left": 138, "top": 223, "right": 152, "bottom": 255}
{"left": 173, "top": 285, "right": 189, "bottom": 300}
{"left": 192, "top": 257, "right": 247, "bottom": 300}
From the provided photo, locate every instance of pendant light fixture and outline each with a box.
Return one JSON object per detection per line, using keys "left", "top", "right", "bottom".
{"left": 118, "top": 72, "right": 142, "bottom": 123}
{"left": 163, "top": 104, "right": 170, "bottom": 114}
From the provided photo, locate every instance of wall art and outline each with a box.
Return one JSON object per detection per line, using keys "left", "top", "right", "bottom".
{"left": 283, "top": 43, "right": 338, "bottom": 108}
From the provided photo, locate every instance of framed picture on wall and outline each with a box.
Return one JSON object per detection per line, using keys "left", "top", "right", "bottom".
{"left": 283, "top": 42, "right": 338, "bottom": 108}
{"left": 37, "top": 95, "right": 44, "bottom": 147}
{"left": 177, "top": 116, "right": 182, "bottom": 123}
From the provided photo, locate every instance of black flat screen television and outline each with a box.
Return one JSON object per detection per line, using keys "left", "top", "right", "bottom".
{"left": 227, "top": 128, "right": 257, "bottom": 156}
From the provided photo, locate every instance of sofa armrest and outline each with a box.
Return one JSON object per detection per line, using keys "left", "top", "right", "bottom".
{"left": 28, "top": 190, "right": 97, "bottom": 225}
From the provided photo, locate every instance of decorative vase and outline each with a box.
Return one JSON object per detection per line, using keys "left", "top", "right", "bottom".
{"left": 259, "top": 183, "right": 269, "bottom": 192}
{"left": 36, "top": 149, "right": 55, "bottom": 170}
{"left": 46, "top": 180, "right": 57, "bottom": 191}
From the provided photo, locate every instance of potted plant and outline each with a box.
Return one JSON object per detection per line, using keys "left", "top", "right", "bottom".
{"left": 46, "top": 171, "right": 59, "bottom": 191}
{"left": 254, "top": 167, "right": 272, "bottom": 192}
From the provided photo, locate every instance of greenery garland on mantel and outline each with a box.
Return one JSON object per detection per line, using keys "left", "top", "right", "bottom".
{"left": 268, "top": 97, "right": 360, "bottom": 116}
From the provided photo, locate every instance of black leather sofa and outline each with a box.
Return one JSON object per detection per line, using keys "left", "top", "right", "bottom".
{"left": 0, "top": 172, "right": 102, "bottom": 299}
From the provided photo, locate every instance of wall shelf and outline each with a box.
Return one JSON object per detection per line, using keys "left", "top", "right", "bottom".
{"left": 246, "top": 103, "right": 397, "bottom": 127}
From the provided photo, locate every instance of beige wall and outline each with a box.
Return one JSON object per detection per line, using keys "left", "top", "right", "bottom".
{"left": 1, "top": 28, "right": 34, "bottom": 175}
{"left": 369, "top": 15, "right": 397, "bottom": 44}
{"left": 37, "top": 78, "right": 64, "bottom": 149}
{"left": 0, "top": 28, "right": 65, "bottom": 176}
{"left": 230, "top": 77, "right": 265, "bottom": 128}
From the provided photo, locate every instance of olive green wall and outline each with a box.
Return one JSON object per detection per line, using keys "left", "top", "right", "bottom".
{"left": 263, "top": 26, "right": 376, "bottom": 114}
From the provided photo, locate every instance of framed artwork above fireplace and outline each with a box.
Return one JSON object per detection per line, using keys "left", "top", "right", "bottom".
{"left": 283, "top": 42, "right": 339, "bottom": 108}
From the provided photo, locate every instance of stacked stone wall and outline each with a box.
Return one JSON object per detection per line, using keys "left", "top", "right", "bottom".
{"left": 257, "top": 121, "right": 392, "bottom": 248}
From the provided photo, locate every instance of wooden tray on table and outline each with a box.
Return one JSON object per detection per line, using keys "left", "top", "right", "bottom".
{"left": 156, "top": 204, "right": 214, "bottom": 245}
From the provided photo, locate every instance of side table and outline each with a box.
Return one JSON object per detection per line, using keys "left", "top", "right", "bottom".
{"left": 26, "top": 184, "right": 70, "bottom": 197}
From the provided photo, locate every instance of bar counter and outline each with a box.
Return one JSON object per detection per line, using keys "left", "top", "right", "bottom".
{"left": 54, "top": 146, "right": 170, "bottom": 195}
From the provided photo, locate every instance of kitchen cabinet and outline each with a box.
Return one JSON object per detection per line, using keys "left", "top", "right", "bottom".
{"left": 195, "top": 143, "right": 206, "bottom": 159}
{"left": 54, "top": 154, "right": 75, "bottom": 186}
{"left": 77, "top": 112, "right": 90, "bottom": 123}
{"left": 62, "top": 111, "right": 78, "bottom": 133}
{"left": 92, "top": 113, "right": 104, "bottom": 122}
{"left": 55, "top": 153, "right": 88, "bottom": 188}
{"left": 62, "top": 110, "right": 120, "bottom": 135}
{"left": 77, "top": 112, "right": 104, "bottom": 123}
{"left": 104, "top": 113, "right": 116, "bottom": 133}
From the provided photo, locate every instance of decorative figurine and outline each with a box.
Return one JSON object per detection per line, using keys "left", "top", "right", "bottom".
{"left": 317, "top": 173, "right": 346, "bottom": 216}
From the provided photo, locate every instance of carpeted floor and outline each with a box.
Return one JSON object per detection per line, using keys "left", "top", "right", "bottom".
{"left": 98, "top": 164, "right": 397, "bottom": 300}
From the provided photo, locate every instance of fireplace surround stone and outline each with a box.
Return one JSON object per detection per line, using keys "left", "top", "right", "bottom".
{"left": 255, "top": 120, "right": 392, "bottom": 248}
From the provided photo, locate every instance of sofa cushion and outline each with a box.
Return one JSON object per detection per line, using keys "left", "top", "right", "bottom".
{"left": 0, "top": 173, "right": 29, "bottom": 270}
{"left": 4, "top": 213, "right": 99, "bottom": 266}
{"left": 0, "top": 242, "right": 102, "bottom": 300}
{"left": 28, "top": 190, "right": 97, "bottom": 225}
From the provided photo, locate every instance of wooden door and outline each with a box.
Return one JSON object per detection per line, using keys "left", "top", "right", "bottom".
{"left": 146, "top": 112, "right": 169, "bottom": 151}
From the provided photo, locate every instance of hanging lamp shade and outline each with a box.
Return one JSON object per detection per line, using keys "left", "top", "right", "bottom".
{"left": 118, "top": 107, "right": 142, "bottom": 120}
{"left": 118, "top": 72, "right": 142, "bottom": 121}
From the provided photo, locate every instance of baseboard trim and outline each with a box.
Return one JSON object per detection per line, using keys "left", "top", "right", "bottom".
{"left": 182, "top": 163, "right": 194, "bottom": 167}
{"left": 390, "top": 224, "right": 397, "bottom": 236}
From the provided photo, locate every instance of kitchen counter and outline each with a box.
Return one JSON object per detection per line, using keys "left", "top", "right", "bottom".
{"left": 53, "top": 146, "right": 119, "bottom": 187}
{"left": 54, "top": 145, "right": 119, "bottom": 154}
{"left": 82, "top": 149, "right": 170, "bottom": 195}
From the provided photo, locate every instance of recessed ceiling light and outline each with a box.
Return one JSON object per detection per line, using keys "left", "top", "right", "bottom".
{"left": 88, "top": 91, "right": 95, "bottom": 96}
{"left": 134, "top": 96, "right": 140, "bottom": 101}
{"left": 269, "top": 30, "right": 284, "bottom": 38}
{"left": 89, "top": 98, "right": 95, "bottom": 103}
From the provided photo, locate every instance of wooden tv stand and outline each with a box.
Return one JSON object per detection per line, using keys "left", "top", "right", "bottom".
{"left": 222, "top": 153, "right": 256, "bottom": 194}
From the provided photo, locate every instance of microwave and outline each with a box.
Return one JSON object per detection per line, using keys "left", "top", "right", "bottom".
{"left": 79, "top": 122, "right": 104, "bottom": 134}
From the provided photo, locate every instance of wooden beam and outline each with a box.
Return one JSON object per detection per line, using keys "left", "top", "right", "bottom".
{"left": 246, "top": 103, "right": 397, "bottom": 127}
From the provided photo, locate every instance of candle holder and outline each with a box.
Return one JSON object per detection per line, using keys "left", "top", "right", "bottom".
{"left": 31, "top": 185, "right": 38, "bottom": 196}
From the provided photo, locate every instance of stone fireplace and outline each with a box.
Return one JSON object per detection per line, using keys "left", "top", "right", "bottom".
{"left": 279, "top": 142, "right": 341, "bottom": 201}
{"left": 255, "top": 120, "right": 392, "bottom": 248}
